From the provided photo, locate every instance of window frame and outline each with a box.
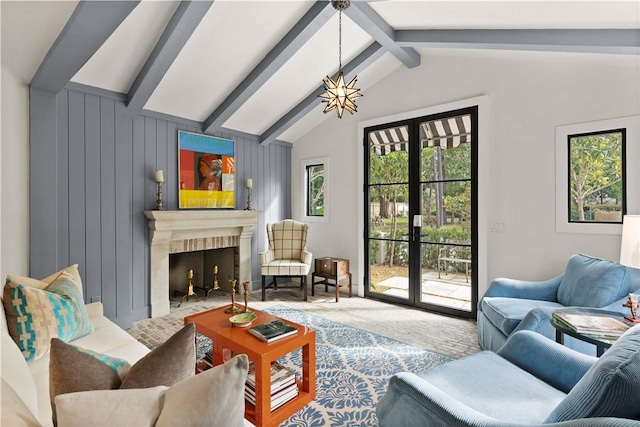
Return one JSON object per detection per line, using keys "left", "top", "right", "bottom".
{"left": 301, "top": 156, "right": 330, "bottom": 223}
{"left": 556, "top": 116, "right": 639, "bottom": 235}
{"left": 566, "top": 128, "right": 626, "bottom": 225}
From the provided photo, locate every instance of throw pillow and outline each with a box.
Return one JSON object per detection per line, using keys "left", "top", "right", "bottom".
{"left": 120, "top": 321, "right": 196, "bottom": 388}
{"left": 49, "top": 339, "right": 131, "bottom": 423}
{"left": 3, "top": 266, "right": 93, "bottom": 362}
{"left": 50, "top": 322, "right": 196, "bottom": 424}
{"left": 55, "top": 354, "right": 249, "bottom": 427}
{"left": 556, "top": 254, "right": 629, "bottom": 307}
{"left": 545, "top": 325, "right": 640, "bottom": 422}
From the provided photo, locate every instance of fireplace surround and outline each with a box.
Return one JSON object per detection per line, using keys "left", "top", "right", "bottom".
{"left": 144, "top": 210, "right": 260, "bottom": 317}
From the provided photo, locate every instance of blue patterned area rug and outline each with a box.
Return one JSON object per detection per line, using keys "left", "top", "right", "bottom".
{"left": 196, "top": 305, "right": 452, "bottom": 426}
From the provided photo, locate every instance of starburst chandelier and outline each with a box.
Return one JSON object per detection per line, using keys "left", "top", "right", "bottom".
{"left": 318, "top": 0, "right": 362, "bottom": 119}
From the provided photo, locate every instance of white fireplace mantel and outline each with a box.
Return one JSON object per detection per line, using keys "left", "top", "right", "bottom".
{"left": 144, "top": 210, "right": 261, "bottom": 318}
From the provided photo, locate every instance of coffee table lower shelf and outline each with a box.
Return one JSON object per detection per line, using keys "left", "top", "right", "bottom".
{"left": 245, "top": 381, "right": 314, "bottom": 427}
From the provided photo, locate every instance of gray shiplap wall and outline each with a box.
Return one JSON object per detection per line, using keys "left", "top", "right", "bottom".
{"left": 30, "top": 85, "right": 291, "bottom": 328}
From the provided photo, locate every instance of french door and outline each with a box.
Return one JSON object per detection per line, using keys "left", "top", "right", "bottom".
{"left": 364, "top": 106, "right": 478, "bottom": 318}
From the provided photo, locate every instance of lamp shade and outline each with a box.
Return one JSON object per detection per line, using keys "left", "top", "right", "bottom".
{"left": 620, "top": 215, "right": 640, "bottom": 268}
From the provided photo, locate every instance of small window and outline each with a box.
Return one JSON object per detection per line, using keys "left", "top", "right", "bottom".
{"left": 567, "top": 128, "right": 625, "bottom": 224}
{"left": 306, "top": 163, "right": 325, "bottom": 217}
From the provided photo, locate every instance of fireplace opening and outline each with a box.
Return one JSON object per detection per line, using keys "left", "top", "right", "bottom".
{"left": 169, "top": 247, "right": 239, "bottom": 299}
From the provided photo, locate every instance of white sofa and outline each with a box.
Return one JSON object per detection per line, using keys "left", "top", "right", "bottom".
{"left": 1, "top": 301, "right": 150, "bottom": 427}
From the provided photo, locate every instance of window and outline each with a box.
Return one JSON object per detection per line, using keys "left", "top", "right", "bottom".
{"left": 306, "top": 163, "right": 324, "bottom": 216}
{"left": 556, "top": 116, "right": 639, "bottom": 234}
{"left": 301, "top": 157, "right": 329, "bottom": 222}
{"left": 568, "top": 128, "right": 625, "bottom": 224}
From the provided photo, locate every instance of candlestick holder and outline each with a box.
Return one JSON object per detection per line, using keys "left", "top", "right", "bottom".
{"left": 155, "top": 182, "right": 165, "bottom": 211}
{"left": 245, "top": 186, "right": 253, "bottom": 211}
{"left": 242, "top": 281, "right": 251, "bottom": 313}
{"left": 224, "top": 279, "right": 242, "bottom": 313}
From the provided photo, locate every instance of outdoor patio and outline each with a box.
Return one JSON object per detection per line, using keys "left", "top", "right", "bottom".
{"left": 374, "top": 271, "right": 472, "bottom": 311}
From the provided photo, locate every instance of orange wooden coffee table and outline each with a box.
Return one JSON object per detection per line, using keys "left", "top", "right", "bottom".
{"left": 184, "top": 305, "right": 316, "bottom": 427}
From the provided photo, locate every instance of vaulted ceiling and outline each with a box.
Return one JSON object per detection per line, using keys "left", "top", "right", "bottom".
{"left": 2, "top": 1, "right": 639, "bottom": 144}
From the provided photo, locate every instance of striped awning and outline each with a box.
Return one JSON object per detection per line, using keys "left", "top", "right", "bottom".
{"left": 370, "top": 114, "right": 471, "bottom": 156}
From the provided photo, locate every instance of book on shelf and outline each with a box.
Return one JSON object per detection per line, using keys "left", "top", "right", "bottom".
{"left": 245, "top": 361, "right": 296, "bottom": 390}
{"left": 244, "top": 361, "right": 298, "bottom": 411}
{"left": 245, "top": 374, "right": 296, "bottom": 398}
{"left": 248, "top": 319, "right": 298, "bottom": 343}
{"left": 552, "top": 312, "right": 631, "bottom": 337}
{"left": 196, "top": 359, "right": 213, "bottom": 374}
{"left": 245, "top": 382, "right": 299, "bottom": 411}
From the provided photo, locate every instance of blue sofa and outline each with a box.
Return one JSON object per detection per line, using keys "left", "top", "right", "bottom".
{"left": 478, "top": 254, "right": 640, "bottom": 354}
{"left": 376, "top": 326, "right": 640, "bottom": 426}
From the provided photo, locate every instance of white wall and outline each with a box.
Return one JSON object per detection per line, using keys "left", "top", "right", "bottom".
{"left": 1, "top": 64, "right": 30, "bottom": 280}
{"left": 292, "top": 50, "right": 640, "bottom": 298}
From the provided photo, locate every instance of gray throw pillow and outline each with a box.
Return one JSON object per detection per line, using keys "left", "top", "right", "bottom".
{"left": 120, "top": 322, "right": 196, "bottom": 389}
{"left": 49, "top": 322, "right": 196, "bottom": 425}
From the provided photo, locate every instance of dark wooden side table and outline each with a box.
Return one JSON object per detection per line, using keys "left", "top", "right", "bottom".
{"left": 549, "top": 307, "right": 630, "bottom": 357}
{"left": 312, "top": 257, "right": 352, "bottom": 302}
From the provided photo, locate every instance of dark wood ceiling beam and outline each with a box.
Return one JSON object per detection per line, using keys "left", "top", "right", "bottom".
{"left": 203, "top": 1, "right": 335, "bottom": 134}
{"left": 127, "top": 1, "right": 214, "bottom": 115}
{"left": 346, "top": 2, "right": 420, "bottom": 68}
{"left": 30, "top": 1, "right": 140, "bottom": 93}
{"left": 260, "top": 42, "right": 386, "bottom": 145}
{"left": 396, "top": 29, "right": 640, "bottom": 55}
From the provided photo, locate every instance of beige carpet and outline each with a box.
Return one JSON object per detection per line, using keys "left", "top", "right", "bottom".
{"left": 128, "top": 288, "right": 480, "bottom": 359}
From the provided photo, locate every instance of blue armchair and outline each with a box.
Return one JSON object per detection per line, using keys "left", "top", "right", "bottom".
{"left": 376, "top": 326, "right": 640, "bottom": 426}
{"left": 478, "top": 254, "right": 640, "bottom": 354}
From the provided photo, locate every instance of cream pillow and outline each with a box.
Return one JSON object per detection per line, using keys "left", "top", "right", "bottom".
{"left": 55, "top": 354, "right": 249, "bottom": 427}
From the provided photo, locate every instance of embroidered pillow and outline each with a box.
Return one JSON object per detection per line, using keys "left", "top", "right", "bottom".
{"left": 2, "top": 266, "right": 93, "bottom": 362}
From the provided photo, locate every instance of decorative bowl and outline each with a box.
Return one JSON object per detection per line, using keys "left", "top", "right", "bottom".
{"left": 229, "top": 312, "right": 257, "bottom": 327}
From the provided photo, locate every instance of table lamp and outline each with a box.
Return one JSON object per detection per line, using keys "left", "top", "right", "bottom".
{"left": 620, "top": 215, "right": 640, "bottom": 268}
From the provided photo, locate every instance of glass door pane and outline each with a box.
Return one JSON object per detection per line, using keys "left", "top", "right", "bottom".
{"left": 417, "top": 114, "right": 473, "bottom": 313}
{"left": 367, "top": 125, "right": 410, "bottom": 300}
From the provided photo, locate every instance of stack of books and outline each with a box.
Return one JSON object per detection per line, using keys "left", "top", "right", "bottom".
{"left": 552, "top": 312, "right": 631, "bottom": 339}
{"left": 248, "top": 319, "right": 298, "bottom": 343}
{"left": 245, "top": 361, "right": 299, "bottom": 411}
{"left": 196, "top": 349, "right": 214, "bottom": 373}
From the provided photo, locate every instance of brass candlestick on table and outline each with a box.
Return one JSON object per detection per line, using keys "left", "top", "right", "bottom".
{"left": 224, "top": 279, "right": 242, "bottom": 313}
{"left": 242, "top": 281, "right": 251, "bottom": 313}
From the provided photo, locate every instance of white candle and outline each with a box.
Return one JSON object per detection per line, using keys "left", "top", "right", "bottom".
{"left": 246, "top": 178, "right": 253, "bottom": 189}
{"left": 155, "top": 170, "right": 164, "bottom": 183}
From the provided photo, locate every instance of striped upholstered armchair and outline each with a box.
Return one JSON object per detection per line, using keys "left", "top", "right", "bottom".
{"left": 259, "top": 220, "right": 313, "bottom": 301}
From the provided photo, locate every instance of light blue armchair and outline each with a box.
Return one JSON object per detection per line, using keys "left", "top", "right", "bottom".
{"left": 478, "top": 254, "right": 640, "bottom": 354}
{"left": 376, "top": 326, "right": 640, "bottom": 426}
